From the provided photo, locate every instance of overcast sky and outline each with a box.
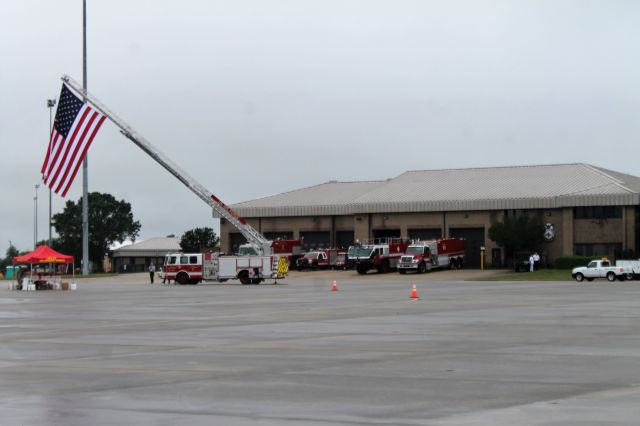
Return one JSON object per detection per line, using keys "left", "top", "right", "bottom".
{"left": 2, "top": 0, "right": 639, "bottom": 256}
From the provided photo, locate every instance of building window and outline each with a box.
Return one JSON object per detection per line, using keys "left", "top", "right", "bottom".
{"left": 574, "top": 206, "right": 622, "bottom": 219}
{"left": 574, "top": 243, "right": 622, "bottom": 258}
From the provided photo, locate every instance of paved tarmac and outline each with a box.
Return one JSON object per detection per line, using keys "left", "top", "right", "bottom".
{"left": 2, "top": 270, "right": 640, "bottom": 425}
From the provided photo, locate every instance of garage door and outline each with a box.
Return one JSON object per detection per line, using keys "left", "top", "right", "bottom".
{"left": 229, "top": 232, "right": 247, "bottom": 254}
{"left": 264, "top": 231, "right": 294, "bottom": 241}
{"left": 408, "top": 228, "right": 442, "bottom": 241}
{"left": 335, "top": 231, "right": 354, "bottom": 250}
{"left": 300, "top": 231, "right": 331, "bottom": 250}
{"left": 449, "top": 227, "right": 485, "bottom": 268}
{"left": 373, "top": 229, "right": 401, "bottom": 239}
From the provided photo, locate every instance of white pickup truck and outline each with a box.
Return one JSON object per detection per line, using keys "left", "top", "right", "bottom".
{"left": 572, "top": 259, "right": 640, "bottom": 282}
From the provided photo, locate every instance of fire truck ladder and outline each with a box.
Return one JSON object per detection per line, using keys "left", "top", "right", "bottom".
{"left": 61, "top": 75, "right": 272, "bottom": 255}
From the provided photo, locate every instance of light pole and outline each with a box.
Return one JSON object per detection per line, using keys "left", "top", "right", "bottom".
{"left": 47, "top": 98, "right": 56, "bottom": 246}
{"left": 34, "top": 184, "right": 40, "bottom": 248}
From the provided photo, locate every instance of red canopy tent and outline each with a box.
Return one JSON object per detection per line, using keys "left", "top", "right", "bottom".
{"left": 13, "top": 245, "right": 75, "bottom": 290}
{"left": 13, "top": 245, "right": 74, "bottom": 265}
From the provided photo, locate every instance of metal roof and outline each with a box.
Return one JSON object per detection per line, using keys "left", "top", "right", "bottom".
{"left": 112, "top": 237, "right": 180, "bottom": 257}
{"left": 230, "top": 181, "right": 386, "bottom": 217}
{"left": 231, "top": 163, "right": 640, "bottom": 217}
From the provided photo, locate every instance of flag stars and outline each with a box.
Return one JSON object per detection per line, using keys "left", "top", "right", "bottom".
{"left": 53, "top": 85, "right": 84, "bottom": 137}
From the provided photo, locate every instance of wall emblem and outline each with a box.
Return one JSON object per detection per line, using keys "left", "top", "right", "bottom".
{"left": 544, "top": 223, "right": 555, "bottom": 241}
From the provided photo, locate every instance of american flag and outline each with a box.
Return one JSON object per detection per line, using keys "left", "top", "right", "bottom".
{"left": 41, "top": 84, "right": 106, "bottom": 197}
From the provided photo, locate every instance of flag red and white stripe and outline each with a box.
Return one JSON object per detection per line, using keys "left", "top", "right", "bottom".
{"left": 41, "top": 84, "right": 106, "bottom": 197}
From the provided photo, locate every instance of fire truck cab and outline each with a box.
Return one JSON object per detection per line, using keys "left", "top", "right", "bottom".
{"left": 161, "top": 253, "right": 203, "bottom": 284}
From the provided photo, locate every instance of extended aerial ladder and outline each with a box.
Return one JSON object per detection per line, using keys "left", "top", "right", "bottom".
{"left": 61, "top": 75, "right": 273, "bottom": 255}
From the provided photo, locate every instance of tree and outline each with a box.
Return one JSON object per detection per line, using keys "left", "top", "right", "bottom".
{"left": 179, "top": 227, "right": 219, "bottom": 252}
{"left": 0, "top": 244, "right": 20, "bottom": 271}
{"left": 488, "top": 215, "right": 545, "bottom": 262}
{"left": 52, "top": 192, "right": 141, "bottom": 272}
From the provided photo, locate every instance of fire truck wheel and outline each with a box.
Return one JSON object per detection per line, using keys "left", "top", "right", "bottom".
{"left": 449, "top": 259, "right": 456, "bottom": 269}
{"left": 399, "top": 269, "right": 406, "bottom": 274}
{"left": 356, "top": 265, "right": 368, "bottom": 275}
{"left": 418, "top": 262, "right": 427, "bottom": 274}
{"left": 238, "top": 271, "right": 251, "bottom": 285}
{"left": 377, "top": 260, "right": 390, "bottom": 274}
{"left": 456, "top": 258, "right": 464, "bottom": 269}
{"left": 176, "top": 273, "right": 189, "bottom": 285}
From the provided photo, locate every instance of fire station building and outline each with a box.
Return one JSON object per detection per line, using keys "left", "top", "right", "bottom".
{"left": 219, "top": 163, "right": 640, "bottom": 268}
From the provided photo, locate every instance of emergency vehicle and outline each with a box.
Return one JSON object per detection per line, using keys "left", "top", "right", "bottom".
{"left": 161, "top": 252, "right": 286, "bottom": 285}
{"left": 397, "top": 238, "right": 465, "bottom": 274}
{"left": 295, "top": 249, "right": 340, "bottom": 270}
{"left": 347, "top": 237, "right": 410, "bottom": 274}
{"left": 59, "top": 75, "right": 289, "bottom": 285}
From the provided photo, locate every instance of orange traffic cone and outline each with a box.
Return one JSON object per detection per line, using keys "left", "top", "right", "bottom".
{"left": 331, "top": 280, "right": 338, "bottom": 292}
{"left": 410, "top": 283, "right": 419, "bottom": 300}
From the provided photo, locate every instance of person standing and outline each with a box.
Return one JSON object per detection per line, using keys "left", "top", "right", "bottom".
{"left": 533, "top": 252, "right": 540, "bottom": 270}
{"left": 148, "top": 263, "right": 156, "bottom": 284}
{"left": 529, "top": 254, "right": 535, "bottom": 272}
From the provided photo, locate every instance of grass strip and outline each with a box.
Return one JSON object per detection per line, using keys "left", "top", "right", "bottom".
{"left": 473, "top": 269, "right": 573, "bottom": 281}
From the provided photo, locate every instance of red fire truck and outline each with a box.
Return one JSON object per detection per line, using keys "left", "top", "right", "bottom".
{"left": 161, "top": 251, "right": 286, "bottom": 285}
{"left": 347, "top": 237, "right": 410, "bottom": 274}
{"left": 397, "top": 238, "right": 465, "bottom": 274}
{"left": 60, "top": 75, "right": 291, "bottom": 285}
{"left": 295, "top": 249, "right": 341, "bottom": 270}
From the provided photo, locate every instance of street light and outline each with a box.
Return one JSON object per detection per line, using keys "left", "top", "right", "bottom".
{"left": 47, "top": 98, "right": 56, "bottom": 246}
{"left": 34, "top": 184, "right": 40, "bottom": 248}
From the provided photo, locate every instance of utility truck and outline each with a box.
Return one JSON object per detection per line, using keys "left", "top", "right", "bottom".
{"left": 60, "top": 76, "right": 289, "bottom": 285}
{"left": 397, "top": 238, "right": 465, "bottom": 274}
{"left": 571, "top": 259, "right": 640, "bottom": 282}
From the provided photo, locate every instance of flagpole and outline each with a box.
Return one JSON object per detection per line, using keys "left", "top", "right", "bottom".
{"left": 82, "top": 0, "right": 89, "bottom": 275}
{"left": 47, "top": 98, "right": 56, "bottom": 246}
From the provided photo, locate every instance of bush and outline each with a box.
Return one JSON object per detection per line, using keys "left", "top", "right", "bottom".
{"left": 553, "top": 256, "right": 594, "bottom": 269}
